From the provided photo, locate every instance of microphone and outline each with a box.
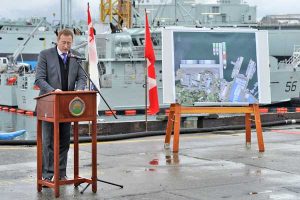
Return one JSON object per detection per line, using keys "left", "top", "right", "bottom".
{"left": 68, "top": 53, "right": 86, "bottom": 60}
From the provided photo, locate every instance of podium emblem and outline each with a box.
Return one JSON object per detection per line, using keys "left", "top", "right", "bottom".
{"left": 69, "top": 97, "right": 86, "bottom": 117}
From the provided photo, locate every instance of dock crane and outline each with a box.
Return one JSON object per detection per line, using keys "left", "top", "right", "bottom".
{"left": 100, "top": 0, "right": 132, "bottom": 29}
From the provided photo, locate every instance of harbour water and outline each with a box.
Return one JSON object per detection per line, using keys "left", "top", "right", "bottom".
{"left": 0, "top": 111, "right": 36, "bottom": 140}
{"left": 0, "top": 110, "right": 159, "bottom": 140}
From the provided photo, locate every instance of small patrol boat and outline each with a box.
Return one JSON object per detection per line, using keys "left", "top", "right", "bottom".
{"left": 0, "top": 130, "right": 26, "bottom": 140}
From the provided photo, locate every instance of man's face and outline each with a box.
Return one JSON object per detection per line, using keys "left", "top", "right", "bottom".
{"left": 57, "top": 34, "right": 73, "bottom": 53}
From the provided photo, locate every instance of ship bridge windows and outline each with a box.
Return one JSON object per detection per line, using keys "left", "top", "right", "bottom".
{"left": 217, "top": 0, "right": 230, "bottom": 3}
{"left": 139, "top": 38, "right": 145, "bottom": 45}
{"left": 212, "top": 6, "right": 219, "bottom": 13}
{"left": 222, "top": 14, "right": 226, "bottom": 23}
{"left": 137, "top": 37, "right": 159, "bottom": 46}
{"left": 17, "top": 37, "right": 24, "bottom": 40}
{"left": 132, "top": 38, "right": 138, "bottom": 46}
{"left": 151, "top": 37, "right": 159, "bottom": 46}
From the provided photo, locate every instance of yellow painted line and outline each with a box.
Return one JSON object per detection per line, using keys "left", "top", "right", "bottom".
{"left": 20, "top": 179, "right": 35, "bottom": 184}
{"left": 78, "top": 132, "right": 234, "bottom": 146}
{"left": 0, "top": 132, "right": 242, "bottom": 149}
{"left": 0, "top": 146, "right": 35, "bottom": 150}
{"left": 0, "top": 178, "right": 35, "bottom": 186}
{"left": 0, "top": 180, "right": 15, "bottom": 186}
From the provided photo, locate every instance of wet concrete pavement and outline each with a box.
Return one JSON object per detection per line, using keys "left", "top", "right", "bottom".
{"left": 1, "top": 124, "right": 300, "bottom": 199}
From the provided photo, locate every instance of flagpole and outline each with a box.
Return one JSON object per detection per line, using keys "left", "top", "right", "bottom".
{"left": 144, "top": 9, "right": 148, "bottom": 132}
{"left": 145, "top": 59, "right": 148, "bottom": 132}
{"left": 79, "top": 3, "right": 124, "bottom": 193}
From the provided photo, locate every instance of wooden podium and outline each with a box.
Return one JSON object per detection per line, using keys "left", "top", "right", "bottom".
{"left": 35, "top": 91, "right": 97, "bottom": 198}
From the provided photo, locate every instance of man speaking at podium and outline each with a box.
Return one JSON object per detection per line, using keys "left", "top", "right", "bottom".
{"left": 35, "top": 29, "right": 87, "bottom": 182}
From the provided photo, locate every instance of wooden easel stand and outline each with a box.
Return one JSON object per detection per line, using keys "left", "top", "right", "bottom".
{"left": 164, "top": 103, "right": 265, "bottom": 153}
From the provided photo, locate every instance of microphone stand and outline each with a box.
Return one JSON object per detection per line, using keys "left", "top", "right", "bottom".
{"left": 74, "top": 59, "right": 123, "bottom": 193}
{"left": 75, "top": 59, "right": 117, "bottom": 119}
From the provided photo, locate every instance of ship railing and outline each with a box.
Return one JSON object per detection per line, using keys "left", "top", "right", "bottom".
{"left": 282, "top": 45, "right": 300, "bottom": 68}
{"left": 131, "top": 46, "right": 162, "bottom": 59}
{"left": 293, "top": 45, "right": 300, "bottom": 53}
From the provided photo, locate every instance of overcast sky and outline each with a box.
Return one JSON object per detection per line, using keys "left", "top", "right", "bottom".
{"left": 0, "top": 0, "right": 299, "bottom": 22}
{"left": 0, "top": 0, "right": 98, "bottom": 22}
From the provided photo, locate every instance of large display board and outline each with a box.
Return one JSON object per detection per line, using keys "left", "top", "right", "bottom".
{"left": 162, "top": 28, "right": 270, "bottom": 105}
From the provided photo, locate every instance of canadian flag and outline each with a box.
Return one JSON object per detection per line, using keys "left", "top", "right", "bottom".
{"left": 145, "top": 12, "right": 159, "bottom": 115}
{"left": 87, "top": 3, "right": 100, "bottom": 111}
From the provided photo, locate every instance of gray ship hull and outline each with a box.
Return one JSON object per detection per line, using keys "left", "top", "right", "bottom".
{"left": 0, "top": 85, "right": 18, "bottom": 106}
{"left": 269, "top": 56, "right": 300, "bottom": 103}
{"left": 16, "top": 89, "right": 38, "bottom": 111}
{"left": 0, "top": 74, "right": 18, "bottom": 106}
{"left": 16, "top": 74, "right": 39, "bottom": 111}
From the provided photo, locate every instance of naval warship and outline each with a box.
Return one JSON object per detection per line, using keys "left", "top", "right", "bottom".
{"left": 96, "top": 0, "right": 300, "bottom": 111}
{"left": 0, "top": 0, "right": 300, "bottom": 113}
{"left": 0, "top": 0, "right": 87, "bottom": 111}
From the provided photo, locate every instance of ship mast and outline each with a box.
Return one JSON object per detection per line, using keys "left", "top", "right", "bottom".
{"left": 60, "top": 0, "right": 72, "bottom": 29}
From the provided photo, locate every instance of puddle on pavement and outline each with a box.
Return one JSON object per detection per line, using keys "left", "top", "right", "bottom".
{"left": 146, "top": 150, "right": 181, "bottom": 171}
{"left": 251, "top": 152, "right": 264, "bottom": 159}
{"left": 248, "top": 190, "right": 272, "bottom": 195}
{"left": 248, "top": 188, "right": 299, "bottom": 199}
{"left": 148, "top": 154, "right": 180, "bottom": 165}
{"left": 269, "top": 193, "right": 298, "bottom": 199}
{"left": 245, "top": 168, "right": 262, "bottom": 176}
{"left": 144, "top": 168, "right": 156, "bottom": 172}
{"left": 148, "top": 150, "right": 180, "bottom": 167}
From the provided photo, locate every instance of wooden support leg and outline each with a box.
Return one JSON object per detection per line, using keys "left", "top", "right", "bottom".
{"left": 253, "top": 104, "right": 265, "bottom": 152}
{"left": 164, "top": 104, "right": 175, "bottom": 148}
{"left": 92, "top": 120, "right": 97, "bottom": 193}
{"left": 74, "top": 122, "right": 79, "bottom": 186}
{"left": 245, "top": 113, "right": 251, "bottom": 145}
{"left": 37, "top": 120, "right": 42, "bottom": 192}
{"left": 54, "top": 122, "right": 60, "bottom": 198}
{"left": 173, "top": 104, "right": 181, "bottom": 153}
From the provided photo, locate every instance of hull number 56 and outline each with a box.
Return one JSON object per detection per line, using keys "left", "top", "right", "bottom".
{"left": 285, "top": 81, "right": 297, "bottom": 92}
